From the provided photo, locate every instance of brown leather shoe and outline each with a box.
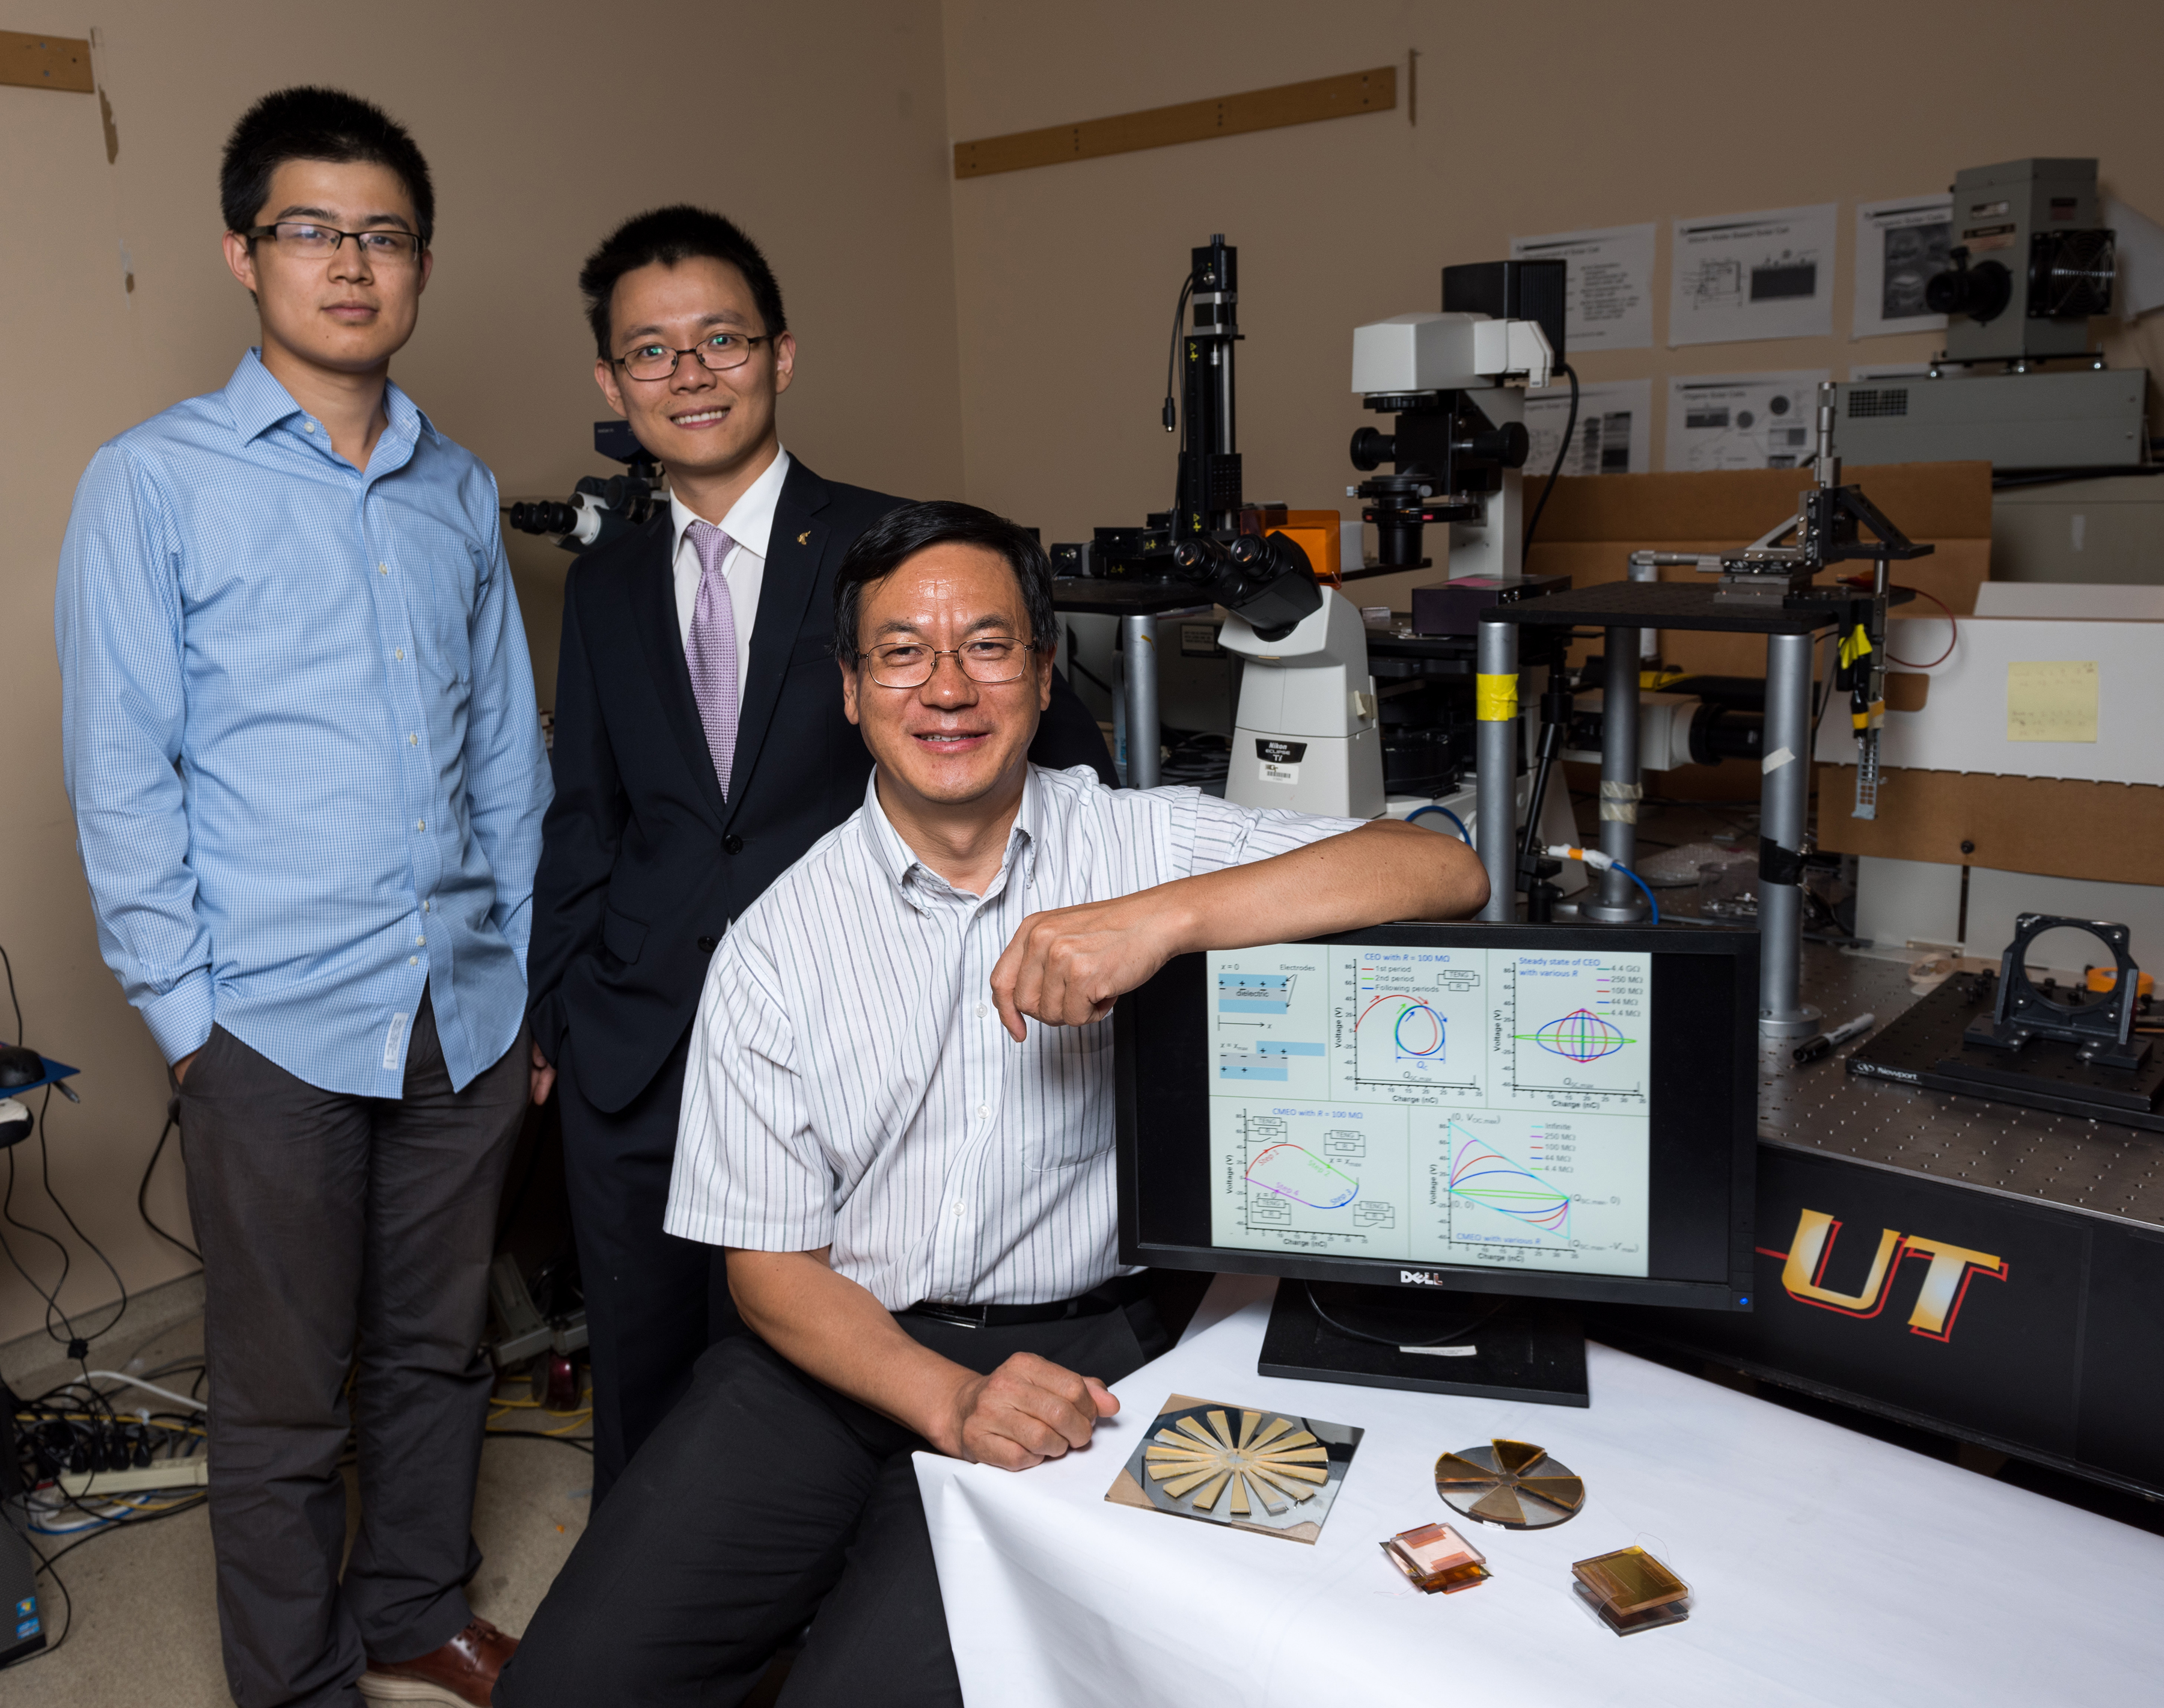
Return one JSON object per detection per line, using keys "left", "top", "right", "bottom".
{"left": 358, "top": 1617, "right": 518, "bottom": 1706}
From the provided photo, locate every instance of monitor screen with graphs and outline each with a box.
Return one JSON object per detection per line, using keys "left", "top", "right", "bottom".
{"left": 1115, "top": 924, "right": 1758, "bottom": 1312}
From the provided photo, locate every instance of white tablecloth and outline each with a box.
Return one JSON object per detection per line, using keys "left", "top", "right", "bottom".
{"left": 914, "top": 1278, "right": 2164, "bottom": 1707}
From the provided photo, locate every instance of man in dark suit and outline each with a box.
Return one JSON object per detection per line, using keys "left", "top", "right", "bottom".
{"left": 526, "top": 206, "right": 1111, "bottom": 1504}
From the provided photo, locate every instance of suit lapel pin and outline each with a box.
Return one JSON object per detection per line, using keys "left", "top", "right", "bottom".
{"left": 797, "top": 530, "right": 812, "bottom": 545}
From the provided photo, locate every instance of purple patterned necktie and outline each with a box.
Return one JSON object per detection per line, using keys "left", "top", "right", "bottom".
{"left": 685, "top": 519, "right": 741, "bottom": 800}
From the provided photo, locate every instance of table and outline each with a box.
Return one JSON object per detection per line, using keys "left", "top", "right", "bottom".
{"left": 914, "top": 1275, "right": 2164, "bottom": 1707}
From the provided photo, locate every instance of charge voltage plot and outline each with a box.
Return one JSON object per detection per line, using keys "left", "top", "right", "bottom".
{"left": 1208, "top": 1101, "right": 1412, "bottom": 1258}
{"left": 1409, "top": 1109, "right": 1650, "bottom": 1278}
{"left": 1331, "top": 950, "right": 1489, "bottom": 1103}
{"left": 1497, "top": 951, "right": 1651, "bottom": 1110}
{"left": 1208, "top": 952, "right": 1330, "bottom": 1100}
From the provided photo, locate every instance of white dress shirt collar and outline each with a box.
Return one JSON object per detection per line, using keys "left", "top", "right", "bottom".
{"left": 668, "top": 445, "right": 792, "bottom": 560}
{"left": 860, "top": 763, "right": 1041, "bottom": 913}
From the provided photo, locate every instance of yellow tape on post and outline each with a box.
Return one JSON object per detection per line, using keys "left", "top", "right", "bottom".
{"left": 1476, "top": 674, "right": 1519, "bottom": 721}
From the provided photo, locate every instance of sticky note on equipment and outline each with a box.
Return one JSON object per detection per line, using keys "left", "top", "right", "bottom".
{"left": 2006, "top": 660, "right": 2098, "bottom": 742}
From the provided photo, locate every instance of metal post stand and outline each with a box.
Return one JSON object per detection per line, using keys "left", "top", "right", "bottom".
{"left": 1757, "top": 630, "right": 1821, "bottom": 1038}
{"left": 1584, "top": 627, "right": 1649, "bottom": 923}
{"left": 1122, "top": 611, "right": 1161, "bottom": 789}
{"left": 1475, "top": 616, "right": 1518, "bottom": 922}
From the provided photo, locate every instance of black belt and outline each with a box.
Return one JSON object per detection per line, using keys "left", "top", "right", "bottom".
{"left": 902, "top": 1273, "right": 1151, "bottom": 1329}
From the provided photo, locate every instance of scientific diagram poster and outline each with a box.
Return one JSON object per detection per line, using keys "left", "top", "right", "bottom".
{"left": 1664, "top": 370, "right": 1830, "bottom": 471}
{"left": 1669, "top": 203, "right": 1837, "bottom": 345}
{"left": 1509, "top": 223, "right": 1655, "bottom": 352}
{"left": 1854, "top": 195, "right": 1951, "bottom": 338}
{"left": 1524, "top": 376, "right": 1653, "bottom": 477}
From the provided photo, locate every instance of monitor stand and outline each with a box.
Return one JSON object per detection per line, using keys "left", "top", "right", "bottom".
{"left": 1257, "top": 1280, "right": 1589, "bottom": 1407}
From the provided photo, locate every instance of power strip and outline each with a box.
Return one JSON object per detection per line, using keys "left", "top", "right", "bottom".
{"left": 56, "top": 1458, "right": 209, "bottom": 1498}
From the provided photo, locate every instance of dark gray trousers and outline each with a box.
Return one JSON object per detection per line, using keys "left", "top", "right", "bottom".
{"left": 178, "top": 993, "right": 528, "bottom": 1708}
{"left": 495, "top": 1300, "right": 1170, "bottom": 1708}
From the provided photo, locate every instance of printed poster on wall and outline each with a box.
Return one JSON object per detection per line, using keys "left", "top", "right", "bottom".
{"left": 1664, "top": 370, "right": 1830, "bottom": 471}
{"left": 1524, "top": 376, "right": 1653, "bottom": 476}
{"left": 1854, "top": 195, "right": 1952, "bottom": 338}
{"left": 1508, "top": 223, "right": 1655, "bottom": 352}
{"left": 1669, "top": 204, "right": 1838, "bottom": 346}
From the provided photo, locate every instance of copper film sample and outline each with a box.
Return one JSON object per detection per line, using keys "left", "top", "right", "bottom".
{"left": 1572, "top": 1545, "right": 1691, "bottom": 1636}
{"left": 1381, "top": 1521, "right": 1488, "bottom": 1594}
{"left": 1433, "top": 1439, "right": 1585, "bottom": 1529}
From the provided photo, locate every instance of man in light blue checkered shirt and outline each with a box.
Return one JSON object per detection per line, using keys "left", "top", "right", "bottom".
{"left": 54, "top": 90, "right": 547, "bottom": 1708}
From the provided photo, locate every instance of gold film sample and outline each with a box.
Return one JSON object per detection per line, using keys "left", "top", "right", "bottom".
{"left": 1434, "top": 1439, "right": 1585, "bottom": 1529}
{"left": 1381, "top": 1521, "right": 1488, "bottom": 1594}
{"left": 1113, "top": 1396, "right": 1363, "bottom": 1543}
{"left": 1572, "top": 1545, "right": 1691, "bottom": 1636}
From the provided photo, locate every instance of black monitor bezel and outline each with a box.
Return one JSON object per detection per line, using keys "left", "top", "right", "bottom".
{"left": 1115, "top": 921, "right": 1758, "bottom": 1313}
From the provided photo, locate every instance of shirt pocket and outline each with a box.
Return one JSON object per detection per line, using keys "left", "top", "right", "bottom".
{"left": 1025, "top": 1016, "right": 1115, "bottom": 1170}
{"left": 406, "top": 534, "right": 480, "bottom": 688}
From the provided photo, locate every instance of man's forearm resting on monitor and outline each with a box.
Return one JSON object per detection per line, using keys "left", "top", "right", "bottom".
{"left": 992, "top": 816, "right": 1487, "bottom": 1039}
{"left": 725, "top": 1247, "right": 1116, "bottom": 1471}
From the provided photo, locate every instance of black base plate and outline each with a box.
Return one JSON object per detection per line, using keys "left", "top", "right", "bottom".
{"left": 1847, "top": 975, "right": 2164, "bottom": 1132}
{"left": 1258, "top": 1282, "right": 1589, "bottom": 1406}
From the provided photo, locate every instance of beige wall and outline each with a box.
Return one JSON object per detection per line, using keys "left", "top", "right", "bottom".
{"left": 940, "top": 0, "right": 2164, "bottom": 549}
{"left": 0, "top": 0, "right": 961, "bottom": 1343}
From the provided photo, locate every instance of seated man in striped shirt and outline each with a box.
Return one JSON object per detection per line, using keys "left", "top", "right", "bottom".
{"left": 497, "top": 501, "right": 1488, "bottom": 1706}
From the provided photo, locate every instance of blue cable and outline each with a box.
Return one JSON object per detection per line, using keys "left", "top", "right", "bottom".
{"left": 1406, "top": 804, "right": 1472, "bottom": 844}
{"left": 1608, "top": 862, "right": 1661, "bottom": 926}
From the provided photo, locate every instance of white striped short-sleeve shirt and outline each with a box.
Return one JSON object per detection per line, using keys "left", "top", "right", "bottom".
{"left": 664, "top": 763, "right": 1362, "bottom": 1309}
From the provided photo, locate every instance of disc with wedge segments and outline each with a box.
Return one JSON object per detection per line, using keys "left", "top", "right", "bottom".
{"left": 1433, "top": 1437, "right": 1584, "bottom": 1529}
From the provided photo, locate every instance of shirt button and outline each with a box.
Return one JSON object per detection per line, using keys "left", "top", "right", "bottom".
{"left": 408, "top": 955, "right": 418, "bottom": 966}
{"left": 976, "top": 1003, "right": 988, "bottom": 1018}
{"left": 409, "top": 733, "right": 418, "bottom": 746}
{"left": 423, "top": 899, "right": 430, "bottom": 912}
{"left": 415, "top": 936, "right": 426, "bottom": 947}
{"left": 976, "top": 1104, "right": 989, "bottom": 1119}
{"left": 415, "top": 819, "right": 425, "bottom": 831}
{"left": 379, "top": 563, "right": 389, "bottom": 575}
{"left": 395, "top": 647, "right": 405, "bottom": 661}
{"left": 304, "top": 421, "right": 316, "bottom": 434}
{"left": 952, "top": 1201, "right": 967, "bottom": 1218}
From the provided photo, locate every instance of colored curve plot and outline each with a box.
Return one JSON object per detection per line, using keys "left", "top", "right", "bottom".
{"left": 1246, "top": 1142, "right": 1360, "bottom": 1210}
{"left": 1528, "top": 1008, "right": 1630, "bottom": 1063}
{"left": 1347, "top": 957, "right": 1484, "bottom": 1095}
{"left": 1445, "top": 1126, "right": 1571, "bottom": 1242}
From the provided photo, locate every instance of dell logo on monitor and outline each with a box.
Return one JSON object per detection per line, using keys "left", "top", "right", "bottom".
{"left": 1399, "top": 1269, "right": 1447, "bottom": 1287}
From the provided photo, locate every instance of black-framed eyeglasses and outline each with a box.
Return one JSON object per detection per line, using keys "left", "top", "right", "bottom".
{"left": 856, "top": 637, "right": 1042, "bottom": 688}
{"left": 245, "top": 222, "right": 424, "bottom": 264}
{"left": 611, "top": 332, "right": 772, "bottom": 383}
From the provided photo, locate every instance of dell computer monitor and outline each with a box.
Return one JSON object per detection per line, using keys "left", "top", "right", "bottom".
{"left": 1116, "top": 923, "right": 1758, "bottom": 1397}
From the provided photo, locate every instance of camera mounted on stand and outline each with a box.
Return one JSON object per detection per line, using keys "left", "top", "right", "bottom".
{"left": 506, "top": 419, "right": 664, "bottom": 555}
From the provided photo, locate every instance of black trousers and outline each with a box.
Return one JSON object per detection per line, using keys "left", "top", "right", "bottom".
{"left": 557, "top": 1026, "right": 738, "bottom": 1507}
{"left": 177, "top": 992, "right": 527, "bottom": 1708}
{"left": 496, "top": 1300, "right": 1171, "bottom": 1707}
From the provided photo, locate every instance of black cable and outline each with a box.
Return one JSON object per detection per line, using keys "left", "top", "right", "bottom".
{"left": 1161, "top": 271, "right": 1197, "bottom": 436}
{"left": 2, "top": 1143, "right": 78, "bottom": 1350}
{"left": 1521, "top": 361, "right": 1579, "bottom": 566}
{"left": 36, "top": 1091, "right": 126, "bottom": 1342}
{"left": 485, "top": 1429, "right": 593, "bottom": 1455}
{"left": 138, "top": 1104, "right": 200, "bottom": 1264}
{"left": 1306, "top": 1281, "right": 1501, "bottom": 1349}
{"left": 0, "top": 944, "right": 20, "bottom": 1045}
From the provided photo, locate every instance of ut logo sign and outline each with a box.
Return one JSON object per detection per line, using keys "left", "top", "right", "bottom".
{"left": 1764, "top": 1209, "right": 2008, "bottom": 1342}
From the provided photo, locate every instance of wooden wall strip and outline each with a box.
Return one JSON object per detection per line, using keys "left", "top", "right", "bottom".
{"left": 0, "top": 30, "right": 93, "bottom": 94}
{"left": 954, "top": 66, "right": 1394, "bottom": 180}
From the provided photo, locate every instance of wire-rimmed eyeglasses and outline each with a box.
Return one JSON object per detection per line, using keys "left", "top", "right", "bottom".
{"left": 611, "top": 332, "right": 772, "bottom": 383}
{"left": 855, "top": 638, "right": 1042, "bottom": 688}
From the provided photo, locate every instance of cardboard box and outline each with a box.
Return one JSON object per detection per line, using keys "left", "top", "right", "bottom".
{"left": 1815, "top": 767, "right": 2161, "bottom": 887}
